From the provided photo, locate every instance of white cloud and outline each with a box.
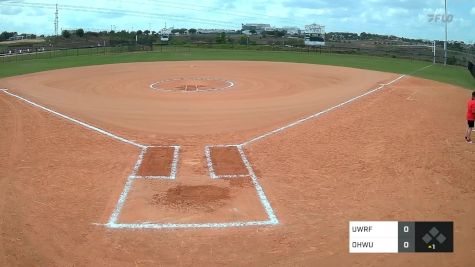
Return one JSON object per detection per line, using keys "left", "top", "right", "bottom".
{"left": 0, "top": 0, "right": 473, "bottom": 42}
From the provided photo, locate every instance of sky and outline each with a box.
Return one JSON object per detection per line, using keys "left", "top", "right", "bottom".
{"left": 0, "top": 0, "right": 474, "bottom": 43}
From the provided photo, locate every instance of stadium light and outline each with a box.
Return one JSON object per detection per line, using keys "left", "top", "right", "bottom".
{"left": 444, "top": 0, "right": 447, "bottom": 66}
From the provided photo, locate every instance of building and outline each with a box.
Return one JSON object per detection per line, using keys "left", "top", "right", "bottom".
{"left": 7, "top": 34, "right": 35, "bottom": 41}
{"left": 282, "top": 26, "right": 301, "bottom": 35}
{"left": 160, "top": 27, "right": 172, "bottom": 42}
{"left": 197, "top": 29, "right": 237, "bottom": 34}
{"left": 304, "top": 24, "right": 325, "bottom": 46}
{"left": 241, "top": 23, "right": 271, "bottom": 34}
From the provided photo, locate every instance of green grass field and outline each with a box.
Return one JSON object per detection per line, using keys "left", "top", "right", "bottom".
{"left": 0, "top": 48, "right": 473, "bottom": 90}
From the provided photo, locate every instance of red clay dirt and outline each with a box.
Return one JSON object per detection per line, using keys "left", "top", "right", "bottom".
{"left": 0, "top": 61, "right": 474, "bottom": 266}
{"left": 0, "top": 61, "right": 398, "bottom": 145}
{"left": 137, "top": 146, "right": 174, "bottom": 177}
{"left": 210, "top": 146, "right": 248, "bottom": 176}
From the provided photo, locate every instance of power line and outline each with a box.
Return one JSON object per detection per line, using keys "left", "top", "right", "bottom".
{"left": 1, "top": 0, "right": 306, "bottom": 30}
{"left": 1, "top": 1, "right": 241, "bottom": 28}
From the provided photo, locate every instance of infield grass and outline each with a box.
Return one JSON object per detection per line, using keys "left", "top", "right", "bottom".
{"left": 0, "top": 47, "right": 473, "bottom": 90}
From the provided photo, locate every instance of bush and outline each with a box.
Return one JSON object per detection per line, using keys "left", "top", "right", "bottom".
{"left": 76, "top": 29, "right": 84, "bottom": 37}
{"left": 61, "top": 30, "right": 71, "bottom": 38}
{"left": 446, "top": 56, "right": 457, "bottom": 65}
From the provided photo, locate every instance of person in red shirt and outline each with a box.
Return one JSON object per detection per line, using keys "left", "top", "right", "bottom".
{"left": 465, "top": 91, "right": 475, "bottom": 143}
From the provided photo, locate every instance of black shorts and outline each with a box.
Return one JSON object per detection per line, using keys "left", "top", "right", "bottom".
{"left": 469, "top": 120, "right": 475, "bottom": 128}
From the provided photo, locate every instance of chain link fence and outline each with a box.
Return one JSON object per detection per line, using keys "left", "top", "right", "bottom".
{"left": 1, "top": 41, "right": 473, "bottom": 67}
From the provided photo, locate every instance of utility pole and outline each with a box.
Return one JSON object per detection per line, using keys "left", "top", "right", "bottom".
{"left": 444, "top": 0, "right": 448, "bottom": 66}
{"left": 54, "top": 3, "right": 59, "bottom": 36}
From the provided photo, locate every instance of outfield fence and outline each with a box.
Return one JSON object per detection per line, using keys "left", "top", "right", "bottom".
{"left": 0, "top": 44, "right": 152, "bottom": 63}
{"left": 1, "top": 42, "right": 473, "bottom": 67}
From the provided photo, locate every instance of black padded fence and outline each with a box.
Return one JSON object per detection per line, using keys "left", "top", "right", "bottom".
{"left": 469, "top": 61, "right": 475, "bottom": 79}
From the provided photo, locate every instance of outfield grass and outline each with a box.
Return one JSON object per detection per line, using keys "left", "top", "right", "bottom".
{"left": 0, "top": 48, "right": 473, "bottom": 90}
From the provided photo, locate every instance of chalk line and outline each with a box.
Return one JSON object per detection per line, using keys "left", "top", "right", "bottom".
{"left": 204, "top": 146, "right": 219, "bottom": 179}
{"left": 105, "top": 144, "right": 278, "bottom": 229}
{"left": 241, "top": 64, "right": 433, "bottom": 146}
{"left": 108, "top": 147, "right": 147, "bottom": 224}
{"left": 0, "top": 89, "right": 145, "bottom": 148}
{"left": 237, "top": 145, "right": 279, "bottom": 224}
{"left": 105, "top": 220, "right": 276, "bottom": 229}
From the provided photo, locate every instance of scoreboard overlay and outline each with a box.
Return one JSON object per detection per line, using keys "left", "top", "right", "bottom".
{"left": 349, "top": 221, "right": 453, "bottom": 253}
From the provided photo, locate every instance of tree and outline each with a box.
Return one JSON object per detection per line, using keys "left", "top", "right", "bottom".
{"left": 250, "top": 29, "right": 257, "bottom": 35}
{"left": 137, "top": 30, "right": 143, "bottom": 35}
{"left": 61, "top": 30, "right": 71, "bottom": 38}
{"left": 144, "top": 30, "right": 150, "bottom": 35}
{"left": 216, "top": 32, "right": 226, "bottom": 44}
{"left": 0, "top": 31, "right": 16, "bottom": 41}
{"left": 76, "top": 28, "right": 85, "bottom": 37}
{"left": 275, "top": 30, "right": 286, "bottom": 37}
{"left": 239, "top": 35, "right": 248, "bottom": 45}
{"left": 188, "top": 28, "right": 197, "bottom": 34}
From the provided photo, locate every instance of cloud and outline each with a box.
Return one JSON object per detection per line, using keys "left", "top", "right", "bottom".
{"left": 0, "top": 6, "right": 23, "bottom": 15}
{"left": 0, "top": 0, "right": 473, "bottom": 42}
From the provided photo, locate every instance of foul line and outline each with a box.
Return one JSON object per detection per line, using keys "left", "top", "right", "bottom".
{"left": 0, "top": 89, "right": 145, "bottom": 148}
{"left": 237, "top": 144, "right": 279, "bottom": 224}
{"left": 108, "top": 147, "right": 148, "bottom": 224}
{"left": 241, "top": 64, "right": 433, "bottom": 146}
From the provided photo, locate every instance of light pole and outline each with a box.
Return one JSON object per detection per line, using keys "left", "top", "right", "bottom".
{"left": 444, "top": 0, "right": 448, "bottom": 66}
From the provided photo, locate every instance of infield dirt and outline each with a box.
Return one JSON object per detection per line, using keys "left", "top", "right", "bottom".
{"left": 0, "top": 61, "right": 474, "bottom": 266}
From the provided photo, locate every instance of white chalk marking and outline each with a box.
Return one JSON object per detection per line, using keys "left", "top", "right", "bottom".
{"left": 237, "top": 145, "right": 279, "bottom": 224}
{"left": 108, "top": 147, "right": 147, "bottom": 224}
{"left": 105, "top": 144, "right": 278, "bottom": 229}
{"left": 241, "top": 64, "right": 433, "bottom": 146}
{"left": 205, "top": 144, "right": 250, "bottom": 179}
{"left": 132, "top": 175, "right": 175, "bottom": 180}
{"left": 170, "top": 146, "right": 180, "bottom": 179}
{"left": 0, "top": 89, "right": 145, "bottom": 148}
{"left": 104, "top": 220, "right": 276, "bottom": 229}
{"left": 150, "top": 77, "right": 234, "bottom": 93}
{"left": 215, "top": 174, "right": 250, "bottom": 178}
{"left": 204, "top": 146, "right": 218, "bottom": 179}
{"left": 129, "top": 145, "right": 180, "bottom": 180}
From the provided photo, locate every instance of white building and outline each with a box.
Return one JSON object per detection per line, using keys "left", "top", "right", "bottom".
{"left": 304, "top": 24, "right": 325, "bottom": 46}
{"left": 160, "top": 27, "right": 172, "bottom": 42}
{"left": 283, "top": 26, "right": 300, "bottom": 35}
{"left": 241, "top": 23, "right": 271, "bottom": 34}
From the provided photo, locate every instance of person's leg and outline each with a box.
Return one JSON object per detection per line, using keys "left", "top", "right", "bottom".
{"left": 466, "top": 121, "right": 474, "bottom": 142}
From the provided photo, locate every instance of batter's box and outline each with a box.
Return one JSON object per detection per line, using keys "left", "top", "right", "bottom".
{"left": 205, "top": 145, "right": 250, "bottom": 179}
{"left": 106, "top": 145, "right": 278, "bottom": 229}
{"left": 134, "top": 146, "right": 180, "bottom": 179}
{"left": 116, "top": 178, "right": 270, "bottom": 225}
